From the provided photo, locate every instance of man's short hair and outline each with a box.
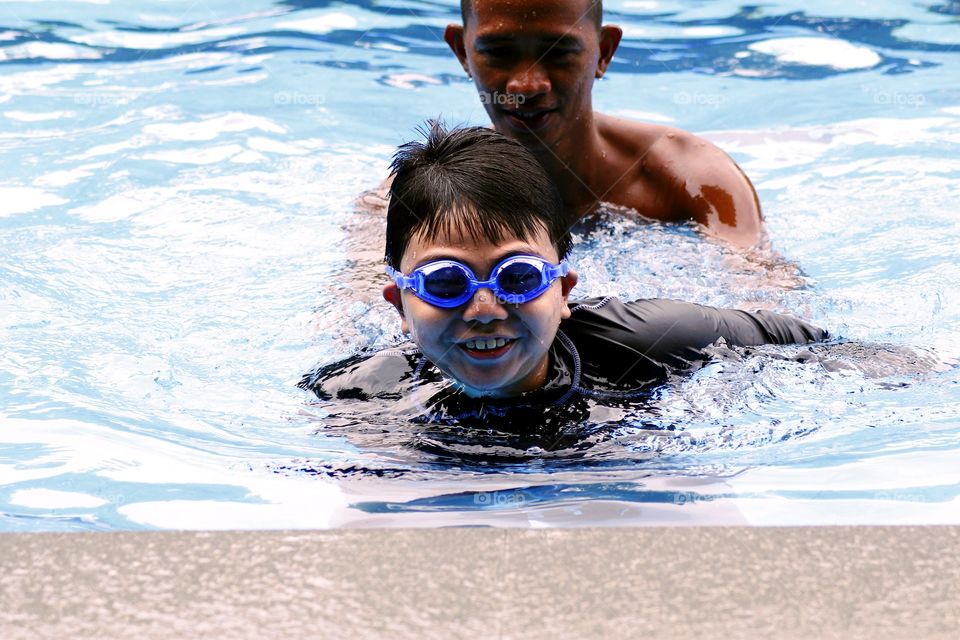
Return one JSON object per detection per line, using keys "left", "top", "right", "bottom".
{"left": 460, "top": 0, "right": 603, "bottom": 30}
{"left": 384, "top": 122, "right": 572, "bottom": 269}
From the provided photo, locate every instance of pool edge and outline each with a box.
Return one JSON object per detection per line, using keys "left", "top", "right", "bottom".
{"left": 2, "top": 525, "right": 958, "bottom": 639}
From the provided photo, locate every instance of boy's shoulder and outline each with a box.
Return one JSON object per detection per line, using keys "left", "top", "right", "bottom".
{"left": 299, "top": 343, "right": 423, "bottom": 400}
{"left": 561, "top": 296, "right": 674, "bottom": 389}
{"left": 567, "top": 296, "right": 619, "bottom": 313}
{"left": 564, "top": 296, "right": 649, "bottom": 328}
{"left": 563, "top": 296, "right": 647, "bottom": 339}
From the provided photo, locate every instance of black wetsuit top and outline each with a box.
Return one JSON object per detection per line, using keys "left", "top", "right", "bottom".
{"left": 300, "top": 297, "right": 827, "bottom": 426}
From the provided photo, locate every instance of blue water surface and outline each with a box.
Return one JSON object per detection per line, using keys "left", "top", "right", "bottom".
{"left": 1, "top": 0, "right": 959, "bottom": 530}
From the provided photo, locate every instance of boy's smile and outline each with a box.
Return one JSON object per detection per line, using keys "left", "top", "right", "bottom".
{"left": 384, "top": 224, "right": 578, "bottom": 398}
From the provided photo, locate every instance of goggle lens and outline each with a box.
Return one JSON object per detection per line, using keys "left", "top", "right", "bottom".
{"left": 496, "top": 261, "right": 542, "bottom": 295}
{"left": 423, "top": 266, "right": 469, "bottom": 300}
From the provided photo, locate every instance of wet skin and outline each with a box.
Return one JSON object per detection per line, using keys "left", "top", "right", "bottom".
{"left": 383, "top": 225, "right": 578, "bottom": 398}
{"left": 444, "top": 0, "right": 763, "bottom": 248}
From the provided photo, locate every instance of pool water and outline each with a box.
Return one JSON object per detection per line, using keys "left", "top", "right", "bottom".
{"left": 1, "top": 0, "right": 959, "bottom": 530}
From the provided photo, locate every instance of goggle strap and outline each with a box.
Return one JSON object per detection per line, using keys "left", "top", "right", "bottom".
{"left": 385, "top": 265, "right": 414, "bottom": 290}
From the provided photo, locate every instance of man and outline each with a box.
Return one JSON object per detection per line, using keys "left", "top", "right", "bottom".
{"left": 444, "top": 0, "right": 763, "bottom": 247}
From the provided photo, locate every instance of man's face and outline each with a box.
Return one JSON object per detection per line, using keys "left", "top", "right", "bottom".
{"left": 383, "top": 223, "right": 578, "bottom": 397}
{"left": 445, "top": 0, "right": 620, "bottom": 147}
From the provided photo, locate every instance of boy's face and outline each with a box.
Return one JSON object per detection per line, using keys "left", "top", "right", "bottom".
{"left": 444, "top": 0, "right": 620, "bottom": 147}
{"left": 383, "top": 223, "right": 578, "bottom": 397}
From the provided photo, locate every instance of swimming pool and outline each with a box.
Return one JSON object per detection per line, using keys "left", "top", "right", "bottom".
{"left": 1, "top": 0, "right": 958, "bottom": 530}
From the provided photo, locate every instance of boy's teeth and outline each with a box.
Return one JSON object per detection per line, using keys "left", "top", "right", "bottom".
{"left": 464, "top": 337, "right": 508, "bottom": 351}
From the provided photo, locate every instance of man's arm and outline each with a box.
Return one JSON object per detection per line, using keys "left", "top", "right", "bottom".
{"left": 355, "top": 174, "right": 393, "bottom": 215}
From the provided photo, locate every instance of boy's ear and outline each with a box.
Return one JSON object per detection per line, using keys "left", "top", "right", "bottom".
{"left": 558, "top": 269, "right": 579, "bottom": 320}
{"left": 444, "top": 24, "right": 470, "bottom": 75}
{"left": 383, "top": 283, "right": 410, "bottom": 333}
{"left": 596, "top": 25, "right": 623, "bottom": 78}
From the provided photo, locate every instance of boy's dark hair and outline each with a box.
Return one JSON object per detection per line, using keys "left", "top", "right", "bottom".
{"left": 460, "top": 0, "right": 603, "bottom": 30}
{"left": 384, "top": 122, "right": 572, "bottom": 269}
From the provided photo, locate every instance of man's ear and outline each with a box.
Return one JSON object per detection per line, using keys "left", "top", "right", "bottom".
{"left": 383, "top": 283, "right": 410, "bottom": 333}
{"left": 444, "top": 24, "right": 471, "bottom": 75}
{"left": 596, "top": 25, "right": 623, "bottom": 78}
{"left": 558, "top": 269, "right": 579, "bottom": 320}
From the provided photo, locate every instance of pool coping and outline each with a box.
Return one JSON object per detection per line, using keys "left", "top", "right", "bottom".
{"left": 2, "top": 525, "right": 958, "bottom": 639}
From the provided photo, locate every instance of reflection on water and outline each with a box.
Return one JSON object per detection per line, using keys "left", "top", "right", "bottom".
{"left": 1, "top": 0, "right": 959, "bottom": 529}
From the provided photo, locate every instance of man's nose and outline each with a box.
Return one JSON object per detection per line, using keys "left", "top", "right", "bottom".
{"left": 505, "top": 63, "right": 550, "bottom": 98}
{"left": 462, "top": 288, "right": 509, "bottom": 323}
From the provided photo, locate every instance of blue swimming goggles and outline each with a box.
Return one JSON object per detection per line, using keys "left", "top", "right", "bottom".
{"left": 386, "top": 255, "right": 569, "bottom": 308}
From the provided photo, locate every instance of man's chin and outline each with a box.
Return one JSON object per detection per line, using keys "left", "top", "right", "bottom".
{"left": 493, "top": 110, "right": 561, "bottom": 144}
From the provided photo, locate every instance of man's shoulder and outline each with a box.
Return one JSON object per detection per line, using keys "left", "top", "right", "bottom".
{"left": 595, "top": 112, "right": 762, "bottom": 245}
{"left": 596, "top": 114, "right": 673, "bottom": 152}
{"left": 596, "top": 114, "right": 736, "bottom": 181}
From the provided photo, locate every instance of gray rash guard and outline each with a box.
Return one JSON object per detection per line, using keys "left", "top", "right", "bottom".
{"left": 300, "top": 297, "right": 828, "bottom": 416}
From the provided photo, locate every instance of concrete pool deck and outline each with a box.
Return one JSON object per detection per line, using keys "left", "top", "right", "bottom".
{"left": 2, "top": 526, "right": 958, "bottom": 639}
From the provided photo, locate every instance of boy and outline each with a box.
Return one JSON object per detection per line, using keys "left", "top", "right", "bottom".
{"left": 302, "top": 124, "right": 825, "bottom": 420}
